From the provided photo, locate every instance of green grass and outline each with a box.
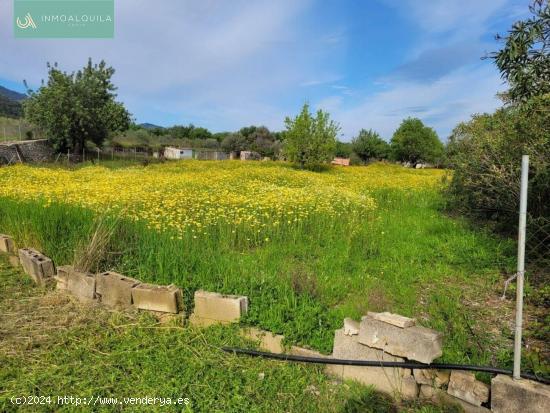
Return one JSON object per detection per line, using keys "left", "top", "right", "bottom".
{"left": 0, "top": 258, "right": 457, "bottom": 413}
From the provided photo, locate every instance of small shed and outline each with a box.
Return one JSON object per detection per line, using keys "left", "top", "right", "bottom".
{"left": 240, "top": 151, "right": 261, "bottom": 161}
{"left": 331, "top": 157, "right": 350, "bottom": 166}
{"left": 164, "top": 147, "right": 193, "bottom": 160}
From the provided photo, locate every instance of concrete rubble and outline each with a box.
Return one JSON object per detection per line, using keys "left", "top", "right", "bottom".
{"left": 189, "top": 290, "right": 248, "bottom": 326}
{"left": 96, "top": 271, "right": 140, "bottom": 307}
{"left": 447, "top": 370, "right": 490, "bottom": 406}
{"left": 491, "top": 374, "right": 550, "bottom": 413}
{"left": 358, "top": 314, "right": 443, "bottom": 363}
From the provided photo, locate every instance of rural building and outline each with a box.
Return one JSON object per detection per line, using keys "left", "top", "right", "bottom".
{"left": 240, "top": 151, "right": 261, "bottom": 161}
{"left": 331, "top": 157, "right": 350, "bottom": 166}
{"left": 164, "top": 147, "right": 194, "bottom": 160}
{"left": 194, "top": 150, "right": 228, "bottom": 161}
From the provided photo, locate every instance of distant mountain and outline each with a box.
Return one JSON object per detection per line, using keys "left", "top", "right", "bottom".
{"left": 139, "top": 122, "right": 164, "bottom": 130}
{"left": 0, "top": 85, "right": 27, "bottom": 102}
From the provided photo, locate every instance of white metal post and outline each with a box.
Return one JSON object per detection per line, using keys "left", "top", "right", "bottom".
{"left": 513, "top": 155, "right": 529, "bottom": 380}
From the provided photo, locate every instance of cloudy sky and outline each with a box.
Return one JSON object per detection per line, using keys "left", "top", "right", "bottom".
{"left": 0, "top": 0, "right": 531, "bottom": 140}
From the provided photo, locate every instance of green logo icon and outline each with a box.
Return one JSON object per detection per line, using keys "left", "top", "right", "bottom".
{"left": 14, "top": 0, "right": 114, "bottom": 38}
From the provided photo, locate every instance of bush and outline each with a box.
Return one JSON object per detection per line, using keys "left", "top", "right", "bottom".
{"left": 446, "top": 94, "right": 550, "bottom": 235}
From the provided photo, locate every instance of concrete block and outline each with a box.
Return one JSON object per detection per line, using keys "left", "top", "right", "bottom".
{"left": 18, "top": 248, "right": 55, "bottom": 285}
{"left": 491, "top": 374, "right": 550, "bottom": 413}
{"left": 366, "top": 311, "right": 416, "bottom": 328}
{"left": 289, "top": 345, "right": 330, "bottom": 358}
{"left": 447, "top": 371, "right": 489, "bottom": 407}
{"left": 8, "top": 254, "right": 20, "bottom": 267}
{"left": 55, "top": 265, "right": 73, "bottom": 291}
{"left": 240, "top": 327, "right": 285, "bottom": 353}
{"left": 131, "top": 283, "right": 183, "bottom": 314}
{"left": 96, "top": 271, "right": 140, "bottom": 307}
{"left": 190, "top": 290, "right": 248, "bottom": 325}
{"left": 0, "top": 234, "right": 15, "bottom": 253}
{"left": 420, "top": 385, "right": 490, "bottom": 413}
{"left": 413, "top": 369, "right": 450, "bottom": 387}
{"left": 66, "top": 268, "right": 96, "bottom": 301}
{"left": 358, "top": 316, "right": 443, "bottom": 363}
{"left": 343, "top": 318, "right": 359, "bottom": 335}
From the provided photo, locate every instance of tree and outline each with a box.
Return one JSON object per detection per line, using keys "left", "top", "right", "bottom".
{"left": 283, "top": 103, "right": 339, "bottom": 170}
{"left": 335, "top": 140, "right": 352, "bottom": 158}
{"left": 24, "top": 59, "right": 130, "bottom": 154}
{"left": 490, "top": 0, "right": 550, "bottom": 103}
{"left": 221, "top": 132, "right": 246, "bottom": 153}
{"left": 351, "top": 129, "right": 390, "bottom": 162}
{"left": 390, "top": 118, "right": 443, "bottom": 164}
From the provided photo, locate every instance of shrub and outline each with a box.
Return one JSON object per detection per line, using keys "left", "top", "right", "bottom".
{"left": 446, "top": 94, "right": 550, "bottom": 235}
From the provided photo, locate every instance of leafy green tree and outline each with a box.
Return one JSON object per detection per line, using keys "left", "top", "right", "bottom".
{"left": 490, "top": 0, "right": 550, "bottom": 103}
{"left": 335, "top": 140, "right": 352, "bottom": 158}
{"left": 283, "top": 103, "right": 339, "bottom": 170}
{"left": 351, "top": 129, "right": 390, "bottom": 162}
{"left": 24, "top": 59, "right": 130, "bottom": 154}
{"left": 189, "top": 126, "right": 212, "bottom": 141}
{"left": 390, "top": 118, "right": 443, "bottom": 164}
{"left": 221, "top": 132, "right": 246, "bottom": 153}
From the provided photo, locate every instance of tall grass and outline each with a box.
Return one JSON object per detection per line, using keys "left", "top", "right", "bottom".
{"left": 0, "top": 183, "right": 517, "bottom": 370}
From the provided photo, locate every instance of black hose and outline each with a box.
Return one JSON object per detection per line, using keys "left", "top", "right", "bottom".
{"left": 221, "top": 346, "right": 550, "bottom": 385}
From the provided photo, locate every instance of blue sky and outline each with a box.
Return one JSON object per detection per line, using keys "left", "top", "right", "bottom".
{"left": 0, "top": 0, "right": 531, "bottom": 140}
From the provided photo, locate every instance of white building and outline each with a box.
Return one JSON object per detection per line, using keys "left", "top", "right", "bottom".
{"left": 164, "top": 147, "right": 193, "bottom": 160}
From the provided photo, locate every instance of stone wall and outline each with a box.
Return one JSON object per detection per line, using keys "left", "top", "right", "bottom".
{"left": 0, "top": 139, "right": 54, "bottom": 164}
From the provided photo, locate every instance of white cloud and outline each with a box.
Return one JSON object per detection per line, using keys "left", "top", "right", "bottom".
{"left": 333, "top": 64, "right": 505, "bottom": 141}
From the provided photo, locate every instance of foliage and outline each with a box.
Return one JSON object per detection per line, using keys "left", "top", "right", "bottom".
{"left": 446, "top": 94, "right": 550, "bottom": 233}
{"left": 490, "top": 0, "right": 550, "bottom": 103}
{"left": 23, "top": 60, "right": 130, "bottom": 154}
{"left": 391, "top": 118, "right": 444, "bottom": 164}
{"left": 0, "top": 94, "right": 22, "bottom": 118}
{"left": 335, "top": 140, "right": 352, "bottom": 158}
{"left": 352, "top": 129, "right": 390, "bottom": 163}
{"left": 284, "top": 103, "right": 339, "bottom": 170}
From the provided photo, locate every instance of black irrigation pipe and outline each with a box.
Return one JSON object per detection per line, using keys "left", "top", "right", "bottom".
{"left": 222, "top": 347, "right": 550, "bottom": 385}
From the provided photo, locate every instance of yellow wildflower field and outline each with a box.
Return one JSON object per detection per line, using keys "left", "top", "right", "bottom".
{"left": 0, "top": 161, "right": 444, "bottom": 237}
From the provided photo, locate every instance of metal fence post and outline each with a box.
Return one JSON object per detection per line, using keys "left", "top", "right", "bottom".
{"left": 513, "top": 155, "right": 529, "bottom": 380}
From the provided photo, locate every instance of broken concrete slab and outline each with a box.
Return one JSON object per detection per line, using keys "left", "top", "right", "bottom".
{"left": 491, "top": 374, "right": 550, "bottom": 413}
{"left": 18, "top": 248, "right": 55, "bottom": 286}
{"left": 0, "top": 234, "right": 15, "bottom": 253}
{"left": 96, "top": 271, "right": 140, "bottom": 307}
{"left": 413, "top": 368, "right": 450, "bottom": 387}
{"left": 131, "top": 283, "right": 183, "bottom": 314}
{"left": 66, "top": 268, "right": 96, "bottom": 302}
{"left": 240, "top": 327, "right": 285, "bottom": 353}
{"left": 343, "top": 318, "right": 359, "bottom": 336}
{"left": 366, "top": 311, "right": 416, "bottom": 328}
{"left": 358, "top": 316, "right": 443, "bottom": 364}
{"left": 329, "top": 328, "right": 416, "bottom": 399}
{"left": 190, "top": 290, "right": 248, "bottom": 325}
{"left": 447, "top": 370, "right": 489, "bottom": 407}
{"left": 420, "top": 385, "right": 490, "bottom": 413}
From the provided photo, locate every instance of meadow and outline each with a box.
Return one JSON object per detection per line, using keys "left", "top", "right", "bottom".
{"left": 0, "top": 160, "right": 534, "bottom": 377}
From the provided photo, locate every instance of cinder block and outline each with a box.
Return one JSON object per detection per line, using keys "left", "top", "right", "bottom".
{"left": 96, "top": 271, "right": 140, "bottom": 307}
{"left": 131, "top": 283, "right": 183, "bottom": 314}
{"left": 66, "top": 268, "right": 96, "bottom": 301}
{"left": 8, "top": 254, "right": 20, "bottom": 267}
{"left": 18, "top": 248, "right": 55, "bottom": 286}
{"left": 491, "top": 374, "right": 550, "bottom": 413}
{"left": 447, "top": 370, "right": 489, "bottom": 406}
{"left": 358, "top": 315, "right": 442, "bottom": 363}
{"left": 0, "top": 234, "right": 15, "bottom": 253}
{"left": 366, "top": 311, "right": 416, "bottom": 328}
{"left": 241, "top": 327, "right": 285, "bottom": 353}
{"left": 420, "top": 384, "right": 490, "bottom": 412}
{"left": 55, "top": 265, "right": 73, "bottom": 290}
{"left": 190, "top": 290, "right": 248, "bottom": 325}
{"left": 413, "top": 368, "right": 450, "bottom": 387}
